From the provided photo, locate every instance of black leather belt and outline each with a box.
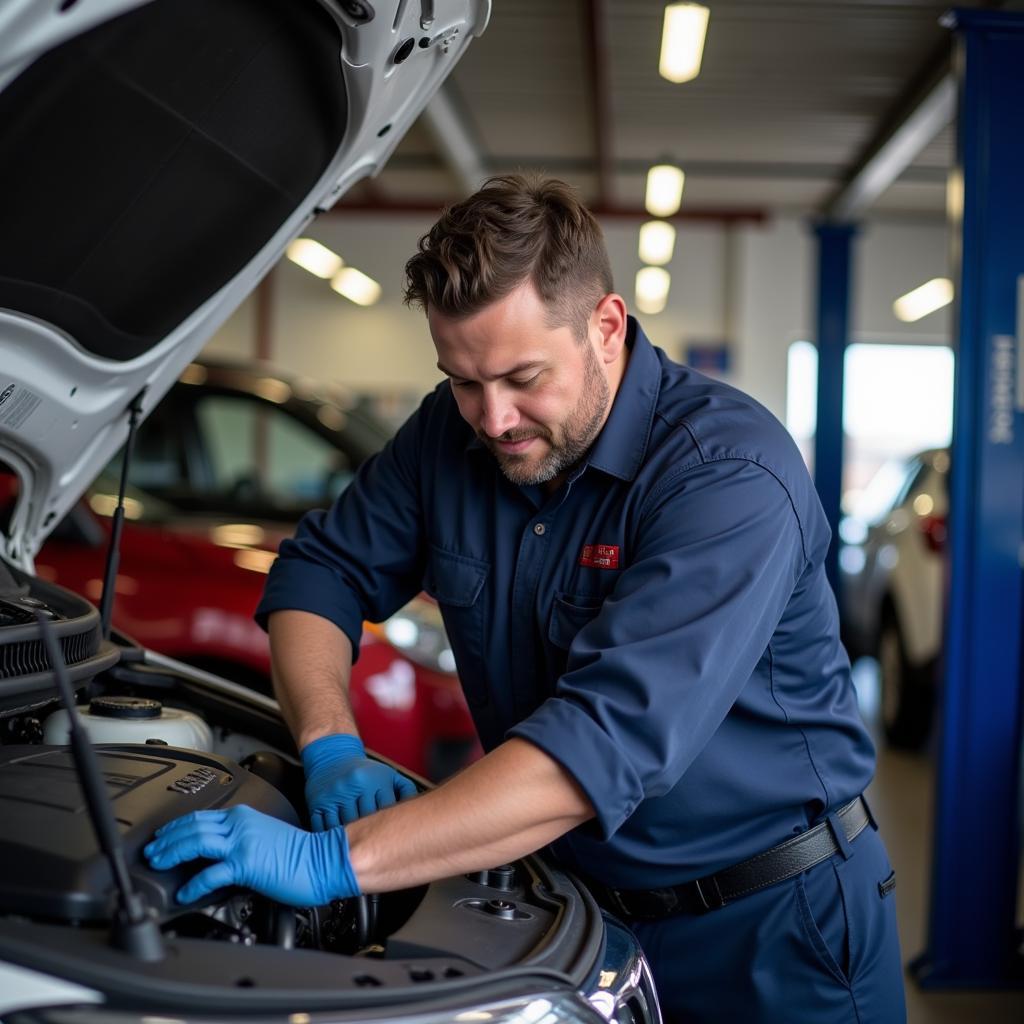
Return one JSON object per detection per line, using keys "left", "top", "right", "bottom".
{"left": 586, "top": 796, "right": 873, "bottom": 921}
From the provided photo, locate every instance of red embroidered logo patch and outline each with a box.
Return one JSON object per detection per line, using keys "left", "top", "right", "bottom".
{"left": 579, "top": 544, "right": 620, "bottom": 569}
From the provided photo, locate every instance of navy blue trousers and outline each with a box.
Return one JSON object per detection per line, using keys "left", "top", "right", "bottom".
{"left": 630, "top": 826, "right": 906, "bottom": 1023}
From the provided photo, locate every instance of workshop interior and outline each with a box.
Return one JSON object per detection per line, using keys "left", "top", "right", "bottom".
{"left": 0, "top": 2, "right": 1021, "bottom": 1022}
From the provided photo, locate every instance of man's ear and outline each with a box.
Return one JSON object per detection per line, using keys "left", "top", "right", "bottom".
{"left": 591, "top": 293, "right": 628, "bottom": 365}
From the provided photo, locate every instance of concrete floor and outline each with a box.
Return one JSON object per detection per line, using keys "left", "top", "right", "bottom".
{"left": 854, "top": 659, "right": 1024, "bottom": 1023}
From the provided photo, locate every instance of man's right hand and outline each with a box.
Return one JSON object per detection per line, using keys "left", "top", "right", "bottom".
{"left": 301, "top": 733, "right": 418, "bottom": 829}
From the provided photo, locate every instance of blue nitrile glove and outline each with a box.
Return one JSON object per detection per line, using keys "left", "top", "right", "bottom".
{"left": 301, "top": 733, "right": 417, "bottom": 830}
{"left": 144, "top": 806, "right": 360, "bottom": 906}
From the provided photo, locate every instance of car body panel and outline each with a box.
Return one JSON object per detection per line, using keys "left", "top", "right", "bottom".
{"left": 839, "top": 449, "right": 949, "bottom": 746}
{"left": 31, "top": 498, "right": 478, "bottom": 777}
{"left": 0, "top": 0, "right": 489, "bottom": 565}
{"left": 840, "top": 450, "right": 949, "bottom": 666}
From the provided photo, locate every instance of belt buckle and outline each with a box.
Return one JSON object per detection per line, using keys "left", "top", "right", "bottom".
{"left": 591, "top": 882, "right": 632, "bottom": 922}
{"left": 606, "top": 888, "right": 633, "bottom": 921}
{"left": 693, "top": 876, "right": 726, "bottom": 913}
{"left": 604, "top": 885, "right": 681, "bottom": 921}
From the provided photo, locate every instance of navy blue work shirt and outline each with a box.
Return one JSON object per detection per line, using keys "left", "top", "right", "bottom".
{"left": 256, "top": 319, "right": 875, "bottom": 889}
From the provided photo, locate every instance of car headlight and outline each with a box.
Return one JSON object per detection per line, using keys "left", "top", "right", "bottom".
{"left": 584, "top": 914, "right": 662, "bottom": 1024}
{"left": 14, "top": 989, "right": 611, "bottom": 1024}
{"left": 449, "top": 992, "right": 608, "bottom": 1024}
{"left": 383, "top": 597, "right": 457, "bottom": 675}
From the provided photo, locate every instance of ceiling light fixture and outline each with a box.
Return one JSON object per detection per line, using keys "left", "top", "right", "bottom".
{"left": 635, "top": 266, "right": 671, "bottom": 315}
{"left": 331, "top": 266, "right": 382, "bottom": 306}
{"left": 639, "top": 221, "right": 677, "bottom": 265}
{"left": 645, "top": 164, "right": 685, "bottom": 217}
{"left": 286, "top": 238, "right": 343, "bottom": 279}
{"left": 659, "top": 3, "right": 710, "bottom": 84}
{"left": 893, "top": 278, "right": 954, "bottom": 322}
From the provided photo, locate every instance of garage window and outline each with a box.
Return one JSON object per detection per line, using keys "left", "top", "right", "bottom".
{"left": 785, "top": 340, "right": 954, "bottom": 512}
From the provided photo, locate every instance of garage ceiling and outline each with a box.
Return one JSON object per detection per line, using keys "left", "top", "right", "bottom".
{"left": 349, "top": 0, "right": 1020, "bottom": 220}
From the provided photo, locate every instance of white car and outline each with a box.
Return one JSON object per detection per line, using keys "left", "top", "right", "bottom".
{"left": 0, "top": 3, "right": 660, "bottom": 1022}
{"left": 839, "top": 449, "right": 950, "bottom": 748}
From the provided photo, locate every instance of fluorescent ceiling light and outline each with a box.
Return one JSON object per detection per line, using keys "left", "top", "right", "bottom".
{"left": 331, "top": 266, "right": 382, "bottom": 306}
{"left": 639, "top": 221, "right": 676, "bottom": 265}
{"left": 660, "top": 3, "right": 710, "bottom": 84}
{"left": 286, "top": 238, "right": 343, "bottom": 279}
{"left": 635, "top": 266, "right": 671, "bottom": 315}
{"left": 893, "top": 278, "right": 954, "bottom": 322}
{"left": 645, "top": 164, "right": 685, "bottom": 217}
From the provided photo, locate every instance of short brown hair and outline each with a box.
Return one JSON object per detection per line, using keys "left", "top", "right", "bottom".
{"left": 403, "top": 174, "right": 613, "bottom": 340}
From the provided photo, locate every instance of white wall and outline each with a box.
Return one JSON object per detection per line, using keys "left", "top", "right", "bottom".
{"left": 208, "top": 293, "right": 257, "bottom": 360}
{"left": 853, "top": 220, "right": 953, "bottom": 343}
{"left": 733, "top": 216, "right": 813, "bottom": 420}
{"left": 203, "top": 210, "right": 951, "bottom": 426}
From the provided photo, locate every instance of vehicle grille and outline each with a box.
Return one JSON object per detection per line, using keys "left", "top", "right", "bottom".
{"left": 0, "top": 625, "right": 100, "bottom": 679}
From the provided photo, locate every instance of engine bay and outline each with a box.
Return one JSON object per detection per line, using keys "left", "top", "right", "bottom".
{"left": 0, "top": 563, "right": 602, "bottom": 1007}
{"left": 0, "top": 743, "right": 308, "bottom": 939}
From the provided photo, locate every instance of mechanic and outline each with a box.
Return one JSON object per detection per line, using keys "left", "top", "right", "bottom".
{"left": 146, "top": 175, "right": 906, "bottom": 1023}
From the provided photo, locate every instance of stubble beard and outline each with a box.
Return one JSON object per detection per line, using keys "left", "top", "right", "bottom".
{"left": 482, "top": 344, "right": 610, "bottom": 487}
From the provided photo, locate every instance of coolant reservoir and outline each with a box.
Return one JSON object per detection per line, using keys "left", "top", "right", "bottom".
{"left": 43, "top": 696, "right": 213, "bottom": 751}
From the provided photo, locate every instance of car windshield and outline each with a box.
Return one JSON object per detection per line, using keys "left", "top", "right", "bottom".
{"left": 103, "top": 374, "right": 395, "bottom": 522}
{"left": 87, "top": 471, "right": 178, "bottom": 525}
{"left": 850, "top": 457, "right": 925, "bottom": 525}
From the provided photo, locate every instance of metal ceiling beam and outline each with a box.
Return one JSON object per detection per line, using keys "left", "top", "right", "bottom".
{"left": 327, "top": 198, "right": 768, "bottom": 224}
{"left": 384, "top": 152, "right": 947, "bottom": 184}
{"left": 589, "top": 203, "right": 765, "bottom": 224}
{"left": 418, "top": 84, "right": 488, "bottom": 196}
{"left": 583, "top": 0, "right": 614, "bottom": 208}
{"left": 823, "top": 42, "right": 955, "bottom": 221}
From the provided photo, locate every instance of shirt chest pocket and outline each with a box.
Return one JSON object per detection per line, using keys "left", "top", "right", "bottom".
{"left": 423, "top": 545, "right": 490, "bottom": 707}
{"left": 548, "top": 594, "right": 603, "bottom": 652}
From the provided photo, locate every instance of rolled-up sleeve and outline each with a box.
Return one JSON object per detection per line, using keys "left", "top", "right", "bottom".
{"left": 509, "top": 457, "right": 809, "bottom": 838}
{"left": 255, "top": 406, "right": 428, "bottom": 661}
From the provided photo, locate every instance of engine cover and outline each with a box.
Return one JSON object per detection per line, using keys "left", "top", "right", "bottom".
{"left": 0, "top": 744, "right": 297, "bottom": 923}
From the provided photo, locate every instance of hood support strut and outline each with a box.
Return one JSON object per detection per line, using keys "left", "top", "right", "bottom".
{"left": 98, "top": 389, "right": 146, "bottom": 640}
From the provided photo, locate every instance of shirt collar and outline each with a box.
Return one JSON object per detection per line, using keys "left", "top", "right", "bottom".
{"left": 584, "top": 317, "right": 661, "bottom": 481}
{"left": 462, "top": 316, "right": 662, "bottom": 482}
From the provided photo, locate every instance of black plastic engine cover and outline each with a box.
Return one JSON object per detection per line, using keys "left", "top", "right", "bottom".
{"left": 0, "top": 744, "right": 297, "bottom": 923}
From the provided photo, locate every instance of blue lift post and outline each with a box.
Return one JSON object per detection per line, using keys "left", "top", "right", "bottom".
{"left": 913, "top": 9, "right": 1024, "bottom": 989}
{"left": 812, "top": 223, "right": 856, "bottom": 594}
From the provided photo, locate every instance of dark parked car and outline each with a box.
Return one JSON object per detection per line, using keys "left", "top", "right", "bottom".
{"left": 0, "top": 1, "right": 660, "bottom": 1021}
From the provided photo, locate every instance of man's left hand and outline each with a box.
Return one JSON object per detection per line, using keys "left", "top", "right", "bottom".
{"left": 144, "top": 805, "right": 360, "bottom": 906}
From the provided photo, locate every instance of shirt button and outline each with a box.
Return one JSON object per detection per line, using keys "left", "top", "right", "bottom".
{"left": 533, "top": 523, "right": 546, "bottom": 536}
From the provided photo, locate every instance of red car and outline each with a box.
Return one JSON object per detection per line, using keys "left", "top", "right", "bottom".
{"left": 5, "top": 359, "right": 480, "bottom": 779}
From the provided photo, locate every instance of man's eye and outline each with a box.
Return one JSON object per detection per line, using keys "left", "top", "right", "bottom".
{"left": 451, "top": 379, "right": 475, "bottom": 389}
{"left": 510, "top": 375, "right": 540, "bottom": 388}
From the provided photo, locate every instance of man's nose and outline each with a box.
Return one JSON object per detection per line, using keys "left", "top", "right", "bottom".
{"left": 480, "top": 388, "right": 519, "bottom": 438}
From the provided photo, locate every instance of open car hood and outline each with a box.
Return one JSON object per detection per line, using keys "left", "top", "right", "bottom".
{"left": 0, "top": 0, "right": 489, "bottom": 570}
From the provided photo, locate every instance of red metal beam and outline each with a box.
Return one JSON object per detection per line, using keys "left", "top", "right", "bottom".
{"left": 583, "top": 0, "right": 615, "bottom": 209}
{"left": 324, "top": 197, "right": 768, "bottom": 225}
{"left": 590, "top": 203, "right": 767, "bottom": 225}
